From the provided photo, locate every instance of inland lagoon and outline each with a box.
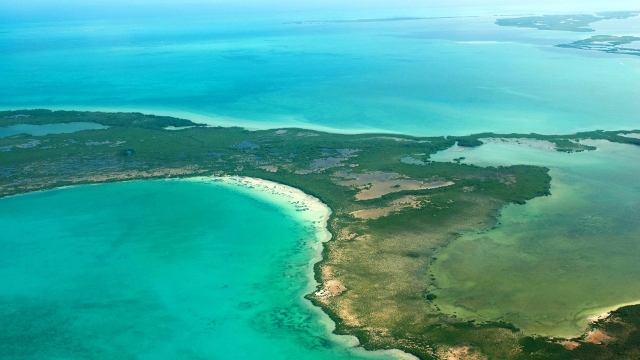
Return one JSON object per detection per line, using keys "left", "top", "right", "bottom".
{"left": 429, "top": 139, "right": 640, "bottom": 337}
{"left": 0, "top": 179, "right": 407, "bottom": 360}
{"left": 0, "top": 122, "right": 108, "bottom": 138}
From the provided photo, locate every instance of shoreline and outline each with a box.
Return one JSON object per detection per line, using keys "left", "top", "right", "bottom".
{"left": 3, "top": 108, "right": 640, "bottom": 356}
{"left": 583, "top": 300, "right": 640, "bottom": 324}
{"left": 2, "top": 174, "right": 635, "bottom": 355}
{"left": 0, "top": 105, "right": 399, "bottom": 136}
{"left": 0, "top": 175, "right": 417, "bottom": 360}
{"left": 184, "top": 175, "right": 419, "bottom": 360}
{"left": 5, "top": 105, "right": 640, "bottom": 138}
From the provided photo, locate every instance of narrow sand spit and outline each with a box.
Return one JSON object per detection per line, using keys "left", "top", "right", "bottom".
{"left": 183, "top": 175, "right": 418, "bottom": 360}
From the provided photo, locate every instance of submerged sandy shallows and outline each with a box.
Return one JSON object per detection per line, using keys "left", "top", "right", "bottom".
{"left": 183, "top": 176, "right": 417, "bottom": 360}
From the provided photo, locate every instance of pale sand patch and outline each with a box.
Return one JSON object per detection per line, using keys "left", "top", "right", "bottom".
{"left": 335, "top": 171, "right": 453, "bottom": 201}
{"left": 351, "top": 195, "right": 429, "bottom": 220}
{"left": 439, "top": 345, "right": 484, "bottom": 360}
{"left": 315, "top": 279, "right": 347, "bottom": 298}
{"left": 258, "top": 165, "right": 278, "bottom": 172}
{"left": 560, "top": 341, "right": 580, "bottom": 350}
{"left": 479, "top": 137, "right": 557, "bottom": 150}
{"left": 584, "top": 329, "right": 613, "bottom": 344}
{"left": 334, "top": 299, "right": 362, "bottom": 328}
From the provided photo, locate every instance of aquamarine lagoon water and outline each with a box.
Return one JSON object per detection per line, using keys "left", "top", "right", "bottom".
{"left": 0, "top": 180, "right": 400, "bottom": 359}
{"left": 430, "top": 140, "right": 640, "bottom": 337}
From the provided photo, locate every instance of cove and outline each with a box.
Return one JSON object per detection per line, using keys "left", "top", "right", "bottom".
{"left": 429, "top": 140, "right": 640, "bottom": 337}
{"left": 0, "top": 179, "right": 405, "bottom": 359}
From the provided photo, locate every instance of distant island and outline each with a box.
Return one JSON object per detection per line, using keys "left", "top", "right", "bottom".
{"left": 557, "top": 35, "right": 640, "bottom": 57}
{"left": 2, "top": 109, "right": 640, "bottom": 359}
{"left": 495, "top": 11, "right": 640, "bottom": 59}
{"left": 495, "top": 11, "right": 639, "bottom": 32}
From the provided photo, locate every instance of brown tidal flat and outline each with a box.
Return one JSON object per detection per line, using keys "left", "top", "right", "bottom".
{"left": 333, "top": 171, "right": 453, "bottom": 200}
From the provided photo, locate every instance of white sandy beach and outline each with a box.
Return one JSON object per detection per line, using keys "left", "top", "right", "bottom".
{"left": 183, "top": 175, "right": 418, "bottom": 360}
{"left": 584, "top": 300, "right": 640, "bottom": 324}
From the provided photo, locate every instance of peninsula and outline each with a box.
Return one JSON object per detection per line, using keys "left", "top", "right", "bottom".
{"left": 2, "top": 109, "right": 640, "bottom": 359}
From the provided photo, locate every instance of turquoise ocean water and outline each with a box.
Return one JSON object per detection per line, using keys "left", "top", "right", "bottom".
{"left": 0, "top": 180, "right": 401, "bottom": 359}
{"left": 1, "top": 8, "right": 639, "bottom": 135}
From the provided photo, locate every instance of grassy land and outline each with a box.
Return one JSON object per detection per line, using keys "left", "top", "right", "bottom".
{"left": 2, "top": 109, "right": 640, "bottom": 359}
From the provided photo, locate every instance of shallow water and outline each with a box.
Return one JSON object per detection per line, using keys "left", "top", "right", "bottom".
{"left": 0, "top": 180, "right": 400, "bottom": 359}
{"left": 429, "top": 140, "right": 640, "bottom": 337}
{"left": 0, "top": 122, "right": 108, "bottom": 138}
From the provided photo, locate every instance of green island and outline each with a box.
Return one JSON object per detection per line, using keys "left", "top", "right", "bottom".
{"left": 495, "top": 11, "right": 639, "bottom": 32}
{"left": 557, "top": 35, "right": 640, "bottom": 57}
{"left": 2, "top": 109, "right": 640, "bottom": 359}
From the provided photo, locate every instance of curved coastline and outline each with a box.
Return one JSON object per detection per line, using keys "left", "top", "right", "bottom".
{"left": 9, "top": 104, "right": 640, "bottom": 138}
{"left": 165, "top": 175, "right": 640, "bottom": 355}
{"left": 0, "top": 175, "right": 417, "bottom": 360}
{"left": 202, "top": 175, "right": 419, "bottom": 360}
{"left": 2, "top": 172, "right": 635, "bottom": 356}
{"left": 188, "top": 172, "right": 636, "bottom": 356}
{"left": 3, "top": 108, "right": 640, "bottom": 358}
{"left": 0, "top": 105, "right": 399, "bottom": 136}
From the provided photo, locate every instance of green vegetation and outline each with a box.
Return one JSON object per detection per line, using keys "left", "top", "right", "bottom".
{"left": 495, "top": 11, "right": 639, "bottom": 32}
{"left": 2, "top": 109, "right": 640, "bottom": 359}
{"left": 557, "top": 35, "right": 640, "bottom": 57}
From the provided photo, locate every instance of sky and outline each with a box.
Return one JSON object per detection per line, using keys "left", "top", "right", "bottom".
{"left": 1, "top": 0, "right": 639, "bottom": 23}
